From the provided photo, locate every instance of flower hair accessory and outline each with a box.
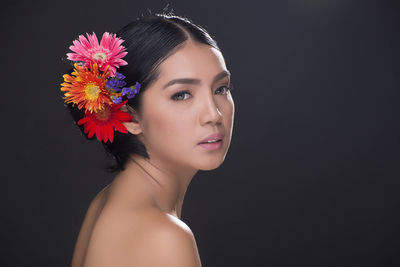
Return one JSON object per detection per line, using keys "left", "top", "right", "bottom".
{"left": 60, "top": 32, "right": 141, "bottom": 143}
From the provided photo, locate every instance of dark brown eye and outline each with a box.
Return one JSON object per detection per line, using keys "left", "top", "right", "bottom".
{"left": 171, "top": 91, "right": 191, "bottom": 101}
{"left": 215, "top": 86, "right": 231, "bottom": 95}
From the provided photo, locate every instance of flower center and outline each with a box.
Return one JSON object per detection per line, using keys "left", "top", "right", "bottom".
{"left": 93, "top": 52, "right": 107, "bottom": 62}
{"left": 84, "top": 84, "right": 100, "bottom": 101}
{"left": 95, "top": 105, "right": 111, "bottom": 122}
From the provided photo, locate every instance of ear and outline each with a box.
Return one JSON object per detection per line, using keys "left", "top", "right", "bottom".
{"left": 120, "top": 104, "right": 143, "bottom": 135}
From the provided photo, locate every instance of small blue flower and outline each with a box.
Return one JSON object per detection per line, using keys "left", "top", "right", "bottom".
{"left": 118, "top": 80, "right": 127, "bottom": 87}
{"left": 111, "top": 96, "right": 122, "bottom": 104}
{"left": 121, "top": 86, "right": 138, "bottom": 99}
{"left": 127, "top": 90, "right": 137, "bottom": 99}
{"left": 121, "top": 87, "right": 130, "bottom": 96}
{"left": 106, "top": 79, "right": 120, "bottom": 91}
{"left": 135, "top": 82, "right": 141, "bottom": 92}
{"left": 115, "top": 72, "right": 126, "bottom": 80}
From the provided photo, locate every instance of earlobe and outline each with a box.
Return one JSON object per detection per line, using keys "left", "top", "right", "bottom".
{"left": 122, "top": 121, "right": 142, "bottom": 135}
{"left": 121, "top": 105, "right": 143, "bottom": 135}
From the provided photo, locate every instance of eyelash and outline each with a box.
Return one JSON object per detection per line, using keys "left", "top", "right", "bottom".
{"left": 171, "top": 84, "right": 234, "bottom": 101}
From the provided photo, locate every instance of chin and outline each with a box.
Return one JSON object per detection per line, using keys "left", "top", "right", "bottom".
{"left": 196, "top": 154, "right": 227, "bottom": 171}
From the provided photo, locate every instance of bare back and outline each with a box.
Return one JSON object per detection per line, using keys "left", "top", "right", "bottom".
{"left": 70, "top": 185, "right": 202, "bottom": 267}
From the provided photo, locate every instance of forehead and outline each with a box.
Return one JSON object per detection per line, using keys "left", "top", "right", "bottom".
{"left": 157, "top": 41, "right": 227, "bottom": 81}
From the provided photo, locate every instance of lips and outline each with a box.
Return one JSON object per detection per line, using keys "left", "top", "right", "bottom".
{"left": 199, "top": 133, "right": 224, "bottom": 144}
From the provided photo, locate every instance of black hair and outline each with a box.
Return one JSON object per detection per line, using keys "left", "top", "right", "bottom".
{"left": 64, "top": 12, "right": 220, "bottom": 173}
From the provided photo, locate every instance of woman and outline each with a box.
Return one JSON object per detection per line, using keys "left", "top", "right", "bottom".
{"left": 66, "top": 12, "right": 235, "bottom": 267}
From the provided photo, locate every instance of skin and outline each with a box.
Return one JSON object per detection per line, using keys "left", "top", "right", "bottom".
{"left": 71, "top": 39, "right": 235, "bottom": 267}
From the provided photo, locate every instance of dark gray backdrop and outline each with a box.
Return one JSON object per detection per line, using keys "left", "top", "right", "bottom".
{"left": 1, "top": 0, "right": 399, "bottom": 266}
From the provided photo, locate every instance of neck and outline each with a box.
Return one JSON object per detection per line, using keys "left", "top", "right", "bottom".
{"left": 112, "top": 153, "right": 198, "bottom": 219}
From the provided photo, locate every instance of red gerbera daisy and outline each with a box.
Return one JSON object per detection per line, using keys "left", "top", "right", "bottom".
{"left": 77, "top": 100, "right": 132, "bottom": 143}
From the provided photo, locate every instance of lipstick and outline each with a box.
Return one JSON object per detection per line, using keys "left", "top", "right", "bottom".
{"left": 198, "top": 133, "right": 224, "bottom": 150}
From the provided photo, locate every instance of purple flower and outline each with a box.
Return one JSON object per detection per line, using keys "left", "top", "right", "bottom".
{"left": 120, "top": 82, "right": 140, "bottom": 99}
{"left": 115, "top": 72, "right": 126, "bottom": 80}
{"left": 111, "top": 96, "right": 122, "bottom": 104}
{"left": 106, "top": 79, "right": 120, "bottom": 91}
{"left": 127, "top": 90, "right": 136, "bottom": 99}
{"left": 121, "top": 87, "right": 130, "bottom": 96}
{"left": 118, "top": 80, "right": 127, "bottom": 87}
{"left": 135, "top": 82, "right": 141, "bottom": 92}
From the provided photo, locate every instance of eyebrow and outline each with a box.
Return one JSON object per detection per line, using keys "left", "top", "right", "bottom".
{"left": 163, "top": 70, "right": 231, "bottom": 89}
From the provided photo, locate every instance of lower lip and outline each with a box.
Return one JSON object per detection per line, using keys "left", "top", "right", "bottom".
{"left": 198, "top": 140, "right": 222, "bottom": 150}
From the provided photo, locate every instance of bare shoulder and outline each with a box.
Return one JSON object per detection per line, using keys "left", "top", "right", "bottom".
{"left": 71, "top": 185, "right": 110, "bottom": 267}
{"left": 83, "top": 206, "right": 201, "bottom": 267}
{"left": 129, "top": 208, "right": 202, "bottom": 267}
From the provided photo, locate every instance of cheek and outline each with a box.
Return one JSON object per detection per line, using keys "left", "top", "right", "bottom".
{"left": 143, "top": 100, "right": 196, "bottom": 148}
{"left": 219, "top": 96, "right": 235, "bottom": 129}
{"left": 229, "top": 99, "right": 235, "bottom": 126}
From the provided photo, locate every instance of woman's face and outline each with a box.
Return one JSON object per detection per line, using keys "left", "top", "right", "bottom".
{"left": 134, "top": 41, "right": 235, "bottom": 171}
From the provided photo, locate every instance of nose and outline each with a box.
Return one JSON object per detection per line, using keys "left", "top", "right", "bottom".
{"left": 199, "top": 91, "right": 223, "bottom": 126}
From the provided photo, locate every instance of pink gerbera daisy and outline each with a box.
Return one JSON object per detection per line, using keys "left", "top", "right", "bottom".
{"left": 67, "top": 32, "right": 128, "bottom": 77}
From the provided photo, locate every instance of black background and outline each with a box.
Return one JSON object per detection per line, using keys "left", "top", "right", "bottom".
{"left": 1, "top": 0, "right": 399, "bottom": 266}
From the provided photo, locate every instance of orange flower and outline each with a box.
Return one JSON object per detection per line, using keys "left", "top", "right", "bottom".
{"left": 77, "top": 100, "right": 132, "bottom": 143}
{"left": 61, "top": 62, "right": 113, "bottom": 113}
